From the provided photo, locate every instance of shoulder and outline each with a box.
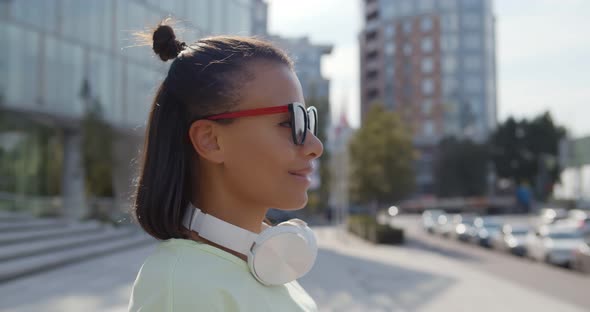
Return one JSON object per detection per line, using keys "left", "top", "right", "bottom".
{"left": 130, "top": 239, "right": 318, "bottom": 311}
{"left": 129, "top": 239, "right": 254, "bottom": 311}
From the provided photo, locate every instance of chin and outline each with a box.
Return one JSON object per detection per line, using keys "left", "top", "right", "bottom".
{"left": 276, "top": 193, "right": 308, "bottom": 211}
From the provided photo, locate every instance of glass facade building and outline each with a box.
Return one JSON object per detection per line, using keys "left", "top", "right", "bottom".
{"left": 0, "top": 0, "right": 260, "bottom": 216}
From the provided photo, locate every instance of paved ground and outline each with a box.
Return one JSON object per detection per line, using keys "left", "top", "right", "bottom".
{"left": 0, "top": 220, "right": 588, "bottom": 311}
{"left": 0, "top": 242, "right": 154, "bottom": 312}
{"left": 389, "top": 214, "right": 590, "bottom": 310}
{"left": 300, "top": 224, "right": 588, "bottom": 312}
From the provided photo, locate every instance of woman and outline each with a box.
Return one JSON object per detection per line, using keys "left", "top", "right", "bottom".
{"left": 128, "top": 22, "right": 323, "bottom": 312}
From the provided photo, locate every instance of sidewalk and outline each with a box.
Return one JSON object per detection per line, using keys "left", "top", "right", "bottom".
{"left": 301, "top": 226, "right": 585, "bottom": 312}
{"left": 0, "top": 226, "right": 585, "bottom": 312}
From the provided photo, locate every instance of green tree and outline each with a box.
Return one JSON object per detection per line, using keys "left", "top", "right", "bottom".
{"left": 305, "top": 92, "right": 331, "bottom": 215}
{"left": 490, "top": 112, "right": 566, "bottom": 200}
{"left": 81, "top": 98, "right": 114, "bottom": 197}
{"left": 0, "top": 109, "right": 62, "bottom": 197}
{"left": 435, "top": 137, "right": 489, "bottom": 197}
{"left": 349, "top": 104, "right": 416, "bottom": 210}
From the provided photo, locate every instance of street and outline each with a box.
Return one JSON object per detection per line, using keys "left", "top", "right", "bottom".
{"left": 0, "top": 220, "right": 588, "bottom": 312}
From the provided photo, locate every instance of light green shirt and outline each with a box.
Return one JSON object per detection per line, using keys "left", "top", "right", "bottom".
{"left": 128, "top": 238, "right": 318, "bottom": 312}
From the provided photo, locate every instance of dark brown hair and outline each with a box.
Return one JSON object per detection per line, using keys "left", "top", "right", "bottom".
{"left": 132, "top": 22, "right": 293, "bottom": 240}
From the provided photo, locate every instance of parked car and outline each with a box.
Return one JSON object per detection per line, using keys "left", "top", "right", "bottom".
{"left": 471, "top": 217, "right": 504, "bottom": 247}
{"left": 526, "top": 224, "right": 585, "bottom": 267}
{"left": 491, "top": 224, "right": 530, "bottom": 256}
{"left": 436, "top": 213, "right": 462, "bottom": 238}
{"left": 555, "top": 209, "right": 590, "bottom": 235}
{"left": 571, "top": 238, "right": 590, "bottom": 273}
{"left": 454, "top": 214, "right": 477, "bottom": 242}
{"left": 422, "top": 209, "right": 445, "bottom": 234}
{"left": 536, "top": 208, "right": 568, "bottom": 227}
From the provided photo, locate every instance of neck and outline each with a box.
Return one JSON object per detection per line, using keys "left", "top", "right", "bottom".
{"left": 183, "top": 228, "right": 250, "bottom": 262}
{"left": 192, "top": 163, "right": 269, "bottom": 234}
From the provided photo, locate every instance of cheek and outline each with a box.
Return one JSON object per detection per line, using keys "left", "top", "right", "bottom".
{"left": 224, "top": 125, "right": 294, "bottom": 182}
{"left": 223, "top": 127, "right": 309, "bottom": 209}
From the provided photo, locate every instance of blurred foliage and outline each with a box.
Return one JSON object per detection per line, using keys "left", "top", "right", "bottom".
{"left": 0, "top": 109, "right": 62, "bottom": 197}
{"left": 347, "top": 214, "right": 404, "bottom": 244}
{"left": 305, "top": 92, "right": 330, "bottom": 215}
{"left": 435, "top": 137, "right": 489, "bottom": 197}
{"left": 349, "top": 104, "right": 416, "bottom": 207}
{"left": 490, "top": 111, "right": 566, "bottom": 200}
{"left": 81, "top": 98, "right": 114, "bottom": 197}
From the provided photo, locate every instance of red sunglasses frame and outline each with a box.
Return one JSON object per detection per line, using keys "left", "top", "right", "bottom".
{"left": 201, "top": 103, "right": 318, "bottom": 145}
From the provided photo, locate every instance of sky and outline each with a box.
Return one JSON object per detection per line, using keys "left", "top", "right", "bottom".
{"left": 267, "top": 0, "right": 590, "bottom": 137}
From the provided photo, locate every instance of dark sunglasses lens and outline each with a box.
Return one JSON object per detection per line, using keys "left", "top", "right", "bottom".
{"left": 308, "top": 109, "right": 317, "bottom": 136}
{"left": 294, "top": 106, "right": 306, "bottom": 144}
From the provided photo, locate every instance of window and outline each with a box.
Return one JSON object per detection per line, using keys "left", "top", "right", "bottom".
{"left": 382, "top": 2, "right": 396, "bottom": 19}
{"left": 403, "top": 43, "right": 412, "bottom": 55}
{"left": 420, "top": 17, "right": 433, "bottom": 32}
{"left": 441, "top": 13, "right": 459, "bottom": 32}
{"left": 465, "top": 77, "right": 482, "bottom": 93}
{"left": 385, "top": 42, "right": 395, "bottom": 56}
{"left": 399, "top": 0, "right": 413, "bottom": 15}
{"left": 367, "top": 88, "right": 379, "bottom": 100}
{"left": 443, "top": 56, "right": 456, "bottom": 74}
{"left": 443, "top": 76, "right": 458, "bottom": 96}
{"left": 5, "top": 25, "right": 40, "bottom": 106}
{"left": 385, "top": 85, "right": 395, "bottom": 109}
{"left": 385, "top": 24, "right": 396, "bottom": 38}
{"left": 386, "top": 65, "right": 394, "bottom": 79}
{"left": 422, "top": 79, "right": 434, "bottom": 95}
{"left": 422, "top": 99, "right": 433, "bottom": 114}
{"left": 421, "top": 37, "right": 433, "bottom": 53}
{"left": 404, "top": 62, "right": 413, "bottom": 74}
{"left": 462, "top": 0, "right": 480, "bottom": 8}
{"left": 366, "top": 50, "right": 378, "bottom": 60}
{"left": 464, "top": 55, "right": 481, "bottom": 71}
{"left": 439, "top": 0, "right": 457, "bottom": 10}
{"left": 441, "top": 35, "right": 458, "bottom": 52}
{"left": 403, "top": 20, "right": 412, "bottom": 34}
{"left": 462, "top": 13, "right": 481, "bottom": 29}
{"left": 211, "top": 0, "right": 227, "bottom": 34}
{"left": 418, "top": 0, "right": 435, "bottom": 12}
{"left": 423, "top": 120, "right": 435, "bottom": 136}
{"left": 463, "top": 33, "right": 481, "bottom": 50}
{"left": 366, "top": 70, "right": 378, "bottom": 80}
{"left": 421, "top": 58, "right": 434, "bottom": 73}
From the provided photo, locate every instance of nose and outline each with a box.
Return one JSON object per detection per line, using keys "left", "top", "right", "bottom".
{"left": 303, "top": 131, "right": 323, "bottom": 159}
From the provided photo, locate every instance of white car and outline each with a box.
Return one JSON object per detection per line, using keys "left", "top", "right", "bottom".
{"left": 526, "top": 225, "right": 585, "bottom": 267}
{"left": 422, "top": 209, "right": 445, "bottom": 234}
{"left": 536, "top": 208, "right": 568, "bottom": 227}
{"left": 491, "top": 224, "right": 530, "bottom": 256}
{"left": 471, "top": 217, "right": 503, "bottom": 247}
{"left": 554, "top": 209, "right": 590, "bottom": 235}
{"left": 454, "top": 214, "right": 478, "bottom": 242}
{"left": 436, "top": 214, "right": 462, "bottom": 238}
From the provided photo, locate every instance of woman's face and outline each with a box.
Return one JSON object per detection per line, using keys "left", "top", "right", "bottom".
{"left": 217, "top": 61, "right": 323, "bottom": 210}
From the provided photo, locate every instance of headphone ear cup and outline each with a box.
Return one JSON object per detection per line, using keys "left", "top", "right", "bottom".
{"left": 248, "top": 225, "right": 314, "bottom": 286}
{"left": 278, "top": 219, "right": 317, "bottom": 256}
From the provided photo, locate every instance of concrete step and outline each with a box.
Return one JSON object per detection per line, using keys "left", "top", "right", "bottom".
{"left": 0, "top": 221, "right": 103, "bottom": 245}
{"left": 0, "top": 211, "right": 32, "bottom": 222}
{"left": 0, "top": 230, "right": 154, "bottom": 283}
{"left": 0, "top": 226, "right": 137, "bottom": 262}
{"left": 0, "top": 218, "right": 68, "bottom": 233}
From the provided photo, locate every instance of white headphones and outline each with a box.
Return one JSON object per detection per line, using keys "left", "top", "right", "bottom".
{"left": 181, "top": 203, "right": 318, "bottom": 286}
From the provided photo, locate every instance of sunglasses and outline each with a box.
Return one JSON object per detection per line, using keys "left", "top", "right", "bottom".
{"left": 202, "top": 103, "right": 318, "bottom": 145}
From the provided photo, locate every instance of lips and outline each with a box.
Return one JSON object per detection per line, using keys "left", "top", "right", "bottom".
{"left": 289, "top": 166, "right": 314, "bottom": 177}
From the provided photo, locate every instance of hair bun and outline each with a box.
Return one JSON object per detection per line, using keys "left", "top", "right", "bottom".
{"left": 152, "top": 25, "right": 186, "bottom": 62}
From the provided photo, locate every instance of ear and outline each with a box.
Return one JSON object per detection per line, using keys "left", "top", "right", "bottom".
{"left": 188, "top": 120, "right": 224, "bottom": 164}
